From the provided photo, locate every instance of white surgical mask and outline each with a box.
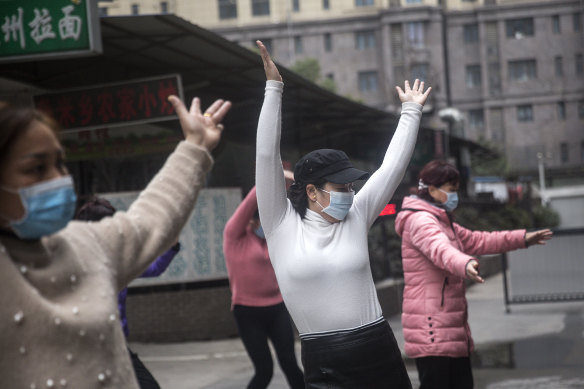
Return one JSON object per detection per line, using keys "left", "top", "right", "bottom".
{"left": 316, "top": 188, "right": 354, "bottom": 221}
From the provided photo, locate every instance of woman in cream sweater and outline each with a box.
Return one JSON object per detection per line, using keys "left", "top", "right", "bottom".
{"left": 0, "top": 96, "right": 230, "bottom": 388}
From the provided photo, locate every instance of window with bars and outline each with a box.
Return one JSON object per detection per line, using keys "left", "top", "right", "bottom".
{"left": 555, "top": 56, "right": 563, "bottom": 77}
{"left": 466, "top": 65, "right": 482, "bottom": 88}
{"left": 355, "top": 30, "right": 376, "bottom": 49}
{"left": 463, "top": 24, "right": 479, "bottom": 44}
{"left": 505, "top": 18, "right": 534, "bottom": 38}
{"left": 323, "top": 0, "right": 330, "bottom": 9}
{"left": 560, "top": 142, "right": 569, "bottom": 163}
{"left": 131, "top": 4, "right": 139, "bottom": 15}
{"left": 508, "top": 59, "right": 537, "bottom": 82}
{"left": 468, "top": 109, "right": 484, "bottom": 130}
{"left": 406, "top": 21, "right": 424, "bottom": 48}
{"left": 219, "top": 0, "right": 237, "bottom": 19}
{"left": 160, "top": 2, "right": 168, "bottom": 13}
{"left": 552, "top": 15, "right": 561, "bottom": 34}
{"left": 252, "top": 0, "right": 270, "bottom": 16}
{"left": 557, "top": 102, "right": 566, "bottom": 120}
{"left": 294, "top": 36, "right": 303, "bottom": 54}
{"left": 324, "top": 33, "right": 332, "bottom": 52}
{"left": 358, "top": 71, "right": 378, "bottom": 92}
{"left": 411, "top": 63, "right": 429, "bottom": 82}
{"left": 517, "top": 105, "right": 533, "bottom": 122}
{"left": 355, "top": 0, "right": 374, "bottom": 6}
{"left": 574, "top": 13, "right": 582, "bottom": 32}
{"left": 292, "top": 0, "right": 300, "bottom": 12}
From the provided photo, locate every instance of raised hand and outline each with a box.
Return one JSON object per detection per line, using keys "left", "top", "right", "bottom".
{"left": 256, "top": 40, "right": 282, "bottom": 82}
{"left": 168, "top": 96, "right": 232, "bottom": 151}
{"left": 525, "top": 229, "right": 553, "bottom": 246}
{"left": 466, "top": 259, "right": 484, "bottom": 283}
{"left": 395, "top": 79, "right": 432, "bottom": 106}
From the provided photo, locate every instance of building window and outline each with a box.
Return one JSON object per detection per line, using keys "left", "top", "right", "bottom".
{"left": 406, "top": 21, "right": 424, "bottom": 48}
{"left": 355, "top": 0, "right": 374, "bottom": 6}
{"left": 505, "top": 18, "right": 534, "bottom": 38}
{"left": 160, "top": 1, "right": 168, "bottom": 13}
{"left": 579, "top": 100, "right": 584, "bottom": 119}
{"left": 324, "top": 33, "right": 332, "bottom": 52}
{"left": 358, "top": 71, "right": 378, "bottom": 92}
{"left": 463, "top": 24, "right": 479, "bottom": 44}
{"left": 131, "top": 4, "right": 139, "bottom": 15}
{"left": 576, "top": 54, "right": 583, "bottom": 76}
{"left": 555, "top": 56, "right": 563, "bottom": 77}
{"left": 323, "top": 0, "right": 330, "bottom": 9}
{"left": 517, "top": 105, "right": 533, "bottom": 122}
{"left": 560, "top": 142, "right": 569, "bottom": 163}
{"left": 219, "top": 0, "right": 237, "bottom": 19}
{"left": 326, "top": 73, "right": 334, "bottom": 80}
{"left": 355, "top": 30, "right": 376, "bottom": 49}
{"left": 411, "top": 63, "right": 429, "bottom": 82}
{"left": 468, "top": 109, "right": 484, "bottom": 130}
{"left": 552, "top": 15, "right": 561, "bottom": 34}
{"left": 508, "top": 59, "right": 537, "bottom": 82}
{"left": 557, "top": 101, "right": 566, "bottom": 120}
{"left": 99, "top": 7, "right": 108, "bottom": 16}
{"left": 252, "top": 0, "right": 270, "bottom": 16}
{"left": 294, "top": 36, "right": 303, "bottom": 54}
{"left": 466, "top": 65, "right": 481, "bottom": 88}
{"left": 292, "top": 0, "right": 300, "bottom": 12}
{"left": 581, "top": 141, "right": 584, "bottom": 162}
{"left": 406, "top": 0, "right": 423, "bottom": 3}
{"left": 574, "top": 13, "right": 582, "bottom": 32}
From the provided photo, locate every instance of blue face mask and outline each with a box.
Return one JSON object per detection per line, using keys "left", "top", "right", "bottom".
{"left": 317, "top": 188, "right": 355, "bottom": 221}
{"left": 254, "top": 225, "right": 265, "bottom": 239}
{"left": 439, "top": 189, "right": 459, "bottom": 212}
{"left": 1, "top": 176, "right": 77, "bottom": 240}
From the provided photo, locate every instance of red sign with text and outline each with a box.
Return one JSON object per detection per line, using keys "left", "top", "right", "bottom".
{"left": 34, "top": 74, "right": 182, "bottom": 131}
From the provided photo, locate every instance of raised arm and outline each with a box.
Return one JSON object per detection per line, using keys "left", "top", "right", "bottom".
{"left": 255, "top": 40, "right": 288, "bottom": 235}
{"left": 224, "top": 187, "right": 259, "bottom": 242}
{"left": 140, "top": 243, "right": 180, "bottom": 278}
{"left": 355, "top": 80, "right": 431, "bottom": 228}
{"left": 77, "top": 96, "right": 231, "bottom": 290}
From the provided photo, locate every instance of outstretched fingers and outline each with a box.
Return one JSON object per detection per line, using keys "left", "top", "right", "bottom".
{"left": 168, "top": 95, "right": 190, "bottom": 122}
{"left": 211, "top": 100, "right": 232, "bottom": 123}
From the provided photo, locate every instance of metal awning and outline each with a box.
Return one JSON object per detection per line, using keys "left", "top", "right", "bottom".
{"left": 0, "top": 14, "right": 399, "bottom": 161}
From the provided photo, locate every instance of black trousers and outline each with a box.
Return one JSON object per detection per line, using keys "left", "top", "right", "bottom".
{"left": 301, "top": 319, "right": 412, "bottom": 389}
{"left": 128, "top": 347, "right": 161, "bottom": 389}
{"left": 233, "top": 303, "right": 305, "bottom": 389}
{"left": 415, "top": 356, "right": 473, "bottom": 389}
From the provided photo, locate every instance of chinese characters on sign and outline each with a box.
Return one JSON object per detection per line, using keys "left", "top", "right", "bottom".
{"left": 0, "top": 0, "right": 101, "bottom": 62}
{"left": 34, "top": 75, "right": 183, "bottom": 131}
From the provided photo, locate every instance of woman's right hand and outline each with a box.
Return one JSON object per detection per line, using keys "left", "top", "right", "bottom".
{"left": 466, "top": 259, "right": 484, "bottom": 283}
{"left": 168, "top": 96, "right": 232, "bottom": 151}
{"left": 256, "top": 40, "right": 282, "bottom": 82}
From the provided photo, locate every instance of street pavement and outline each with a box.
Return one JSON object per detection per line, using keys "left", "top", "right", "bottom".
{"left": 130, "top": 273, "right": 584, "bottom": 389}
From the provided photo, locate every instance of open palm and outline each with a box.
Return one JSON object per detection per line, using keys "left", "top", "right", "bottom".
{"left": 396, "top": 79, "right": 432, "bottom": 106}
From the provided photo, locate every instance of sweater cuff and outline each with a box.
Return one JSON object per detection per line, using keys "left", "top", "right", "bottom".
{"left": 266, "top": 80, "right": 284, "bottom": 91}
{"left": 175, "top": 141, "right": 214, "bottom": 173}
{"left": 401, "top": 102, "right": 423, "bottom": 113}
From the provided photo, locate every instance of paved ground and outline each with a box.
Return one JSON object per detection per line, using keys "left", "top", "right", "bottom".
{"left": 130, "top": 273, "right": 584, "bottom": 389}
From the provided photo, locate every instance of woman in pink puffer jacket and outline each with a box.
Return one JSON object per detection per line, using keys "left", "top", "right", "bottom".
{"left": 395, "top": 160, "right": 552, "bottom": 389}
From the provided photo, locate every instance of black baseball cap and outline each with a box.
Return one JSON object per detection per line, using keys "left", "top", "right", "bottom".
{"left": 294, "top": 149, "right": 370, "bottom": 184}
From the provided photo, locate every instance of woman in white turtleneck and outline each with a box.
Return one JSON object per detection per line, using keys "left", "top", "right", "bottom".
{"left": 254, "top": 40, "right": 431, "bottom": 388}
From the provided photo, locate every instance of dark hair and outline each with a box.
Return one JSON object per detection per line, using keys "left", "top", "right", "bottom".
{"left": 0, "top": 102, "right": 60, "bottom": 165}
{"left": 287, "top": 178, "right": 326, "bottom": 219}
{"left": 417, "top": 160, "right": 460, "bottom": 203}
{"left": 75, "top": 197, "right": 116, "bottom": 222}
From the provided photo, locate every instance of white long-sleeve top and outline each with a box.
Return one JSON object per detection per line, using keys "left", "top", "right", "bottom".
{"left": 256, "top": 80, "right": 423, "bottom": 335}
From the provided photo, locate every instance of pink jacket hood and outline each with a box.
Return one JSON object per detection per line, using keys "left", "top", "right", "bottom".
{"left": 396, "top": 196, "right": 526, "bottom": 358}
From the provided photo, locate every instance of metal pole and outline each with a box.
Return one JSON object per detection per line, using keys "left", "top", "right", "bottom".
{"left": 537, "top": 152, "right": 546, "bottom": 206}
{"left": 501, "top": 253, "right": 511, "bottom": 313}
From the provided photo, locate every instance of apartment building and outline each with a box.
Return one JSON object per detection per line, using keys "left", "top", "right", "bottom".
{"left": 100, "top": 0, "right": 584, "bottom": 178}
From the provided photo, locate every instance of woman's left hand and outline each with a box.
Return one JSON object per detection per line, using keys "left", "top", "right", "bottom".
{"left": 525, "top": 229, "right": 553, "bottom": 246}
{"left": 396, "top": 79, "right": 432, "bottom": 106}
{"left": 257, "top": 40, "right": 282, "bottom": 82}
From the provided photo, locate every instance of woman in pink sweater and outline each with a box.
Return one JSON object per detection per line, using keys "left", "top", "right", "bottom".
{"left": 223, "top": 173, "right": 304, "bottom": 389}
{"left": 395, "top": 160, "right": 552, "bottom": 389}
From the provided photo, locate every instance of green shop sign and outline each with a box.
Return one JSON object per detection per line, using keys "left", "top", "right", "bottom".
{"left": 0, "top": 0, "right": 101, "bottom": 63}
